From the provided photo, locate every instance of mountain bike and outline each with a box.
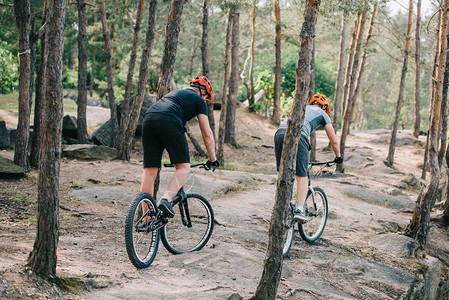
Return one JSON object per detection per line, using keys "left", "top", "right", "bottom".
{"left": 125, "top": 162, "right": 216, "bottom": 268}
{"left": 282, "top": 160, "right": 334, "bottom": 257}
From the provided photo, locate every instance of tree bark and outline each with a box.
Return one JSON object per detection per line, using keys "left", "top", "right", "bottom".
{"left": 337, "top": 13, "right": 366, "bottom": 173}
{"left": 224, "top": 7, "right": 239, "bottom": 147}
{"left": 77, "top": 0, "right": 89, "bottom": 144}
{"left": 90, "top": 15, "right": 96, "bottom": 97}
{"left": 405, "top": 0, "right": 449, "bottom": 250}
{"left": 27, "top": 0, "right": 66, "bottom": 277}
{"left": 438, "top": 34, "right": 449, "bottom": 166}
{"left": 332, "top": 14, "right": 346, "bottom": 134}
{"left": 30, "top": 4, "right": 47, "bottom": 168}
{"left": 385, "top": 0, "right": 413, "bottom": 167}
{"left": 116, "top": 0, "right": 158, "bottom": 161}
{"left": 156, "top": 0, "right": 184, "bottom": 100}
{"left": 118, "top": 0, "right": 144, "bottom": 154}
{"left": 14, "top": 0, "right": 31, "bottom": 172}
{"left": 249, "top": 1, "right": 256, "bottom": 110}
{"left": 201, "top": 0, "right": 215, "bottom": 140}
{"left": 99, "top": 0, "right": 119, "bottom": 149}
{"left": 341, "top": 16, "right": 359, "bottom": 120}
{"left": 217, "top": 9, "right": 232, "bottom": 163}
{"left": 272, "top": 0, "right": 281, "bottom": 125}
{"left": 251, "top": 1, "right": 320, "bottom": 298}
{"left": 413, "top": 0, "right": 422, "bottom": 138}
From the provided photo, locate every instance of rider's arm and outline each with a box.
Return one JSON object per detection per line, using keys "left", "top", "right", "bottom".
{"left": 324, "top": 123, "right": 341, "bottom": 157}
{"left": 198, "top": 113, "right": 217, "bottom": 162}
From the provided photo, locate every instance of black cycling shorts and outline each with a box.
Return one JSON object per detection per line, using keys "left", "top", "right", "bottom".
{"left": 142, "top": 113, "right": 189, "bottom": 168}
{"left": 274, "top": 128, "right": 310, "bottom": 177}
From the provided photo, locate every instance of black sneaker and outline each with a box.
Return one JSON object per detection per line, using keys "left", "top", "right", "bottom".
{"left": 158, "top": 198, "right": 175, "bottom": 218}
{"left": 294, "top": 208, "right": 307, "bottom": 223}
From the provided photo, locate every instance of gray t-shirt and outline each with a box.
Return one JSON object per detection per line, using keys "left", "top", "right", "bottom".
{"left": 278, "top": 105, "right": 331, "bottom": 138}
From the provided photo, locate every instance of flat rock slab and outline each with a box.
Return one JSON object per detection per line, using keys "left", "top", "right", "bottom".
{"left": 340, "top": 185, "right": 414, "bottom": 210}
{"left": 0, "top": 156, "right": 25, "bottom": 179}
{"left": 63, "top": 144, "right": 117, "bottom": 160}
{"left": 70, "top": 186, "right": 132, "bottom": 202}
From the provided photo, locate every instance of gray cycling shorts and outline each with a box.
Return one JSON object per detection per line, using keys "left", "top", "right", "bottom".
{"left": 274, "top": 128, "right": 310, "bottom": 177}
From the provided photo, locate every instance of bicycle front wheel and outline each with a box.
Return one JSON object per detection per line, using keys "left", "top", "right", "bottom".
{"left": 282, "top": 202, "right": 295, "bottom": 258}
{"left": 161, "top": 194, "right": 214, "bottom": 254}
{"left": 299, "top": 187, "right": 328, "bottom": 243}
{"left": 125, "top": 192, "right": 160, "bottom": 268}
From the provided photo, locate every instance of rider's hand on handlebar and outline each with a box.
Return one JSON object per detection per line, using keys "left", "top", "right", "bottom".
{"left": 334, "top": 156, "right": 344, "bottom": 164}
{"left": 205, "top": 160, "right": 220, "bottom": 170}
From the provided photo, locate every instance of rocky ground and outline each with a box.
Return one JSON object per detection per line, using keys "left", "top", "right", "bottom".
{"left": 1, "top": 105, "right": 449, "bottom": 299}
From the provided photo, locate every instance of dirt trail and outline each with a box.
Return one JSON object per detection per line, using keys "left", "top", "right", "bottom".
{"left": 1, "top": 105, "right": 448, "bottom": 299}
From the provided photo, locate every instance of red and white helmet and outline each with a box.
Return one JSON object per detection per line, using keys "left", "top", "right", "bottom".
{"left": 190, "top": 75, "right": 213, "bottom": 101}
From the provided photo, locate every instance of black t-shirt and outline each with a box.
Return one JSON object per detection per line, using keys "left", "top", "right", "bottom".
{"left": 146, "top": 89, "right": 208, "bottom": 126}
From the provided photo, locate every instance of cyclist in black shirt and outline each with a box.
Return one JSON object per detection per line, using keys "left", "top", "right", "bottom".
{"left": 141, "top": 75, "right": 219, "bottom": 217}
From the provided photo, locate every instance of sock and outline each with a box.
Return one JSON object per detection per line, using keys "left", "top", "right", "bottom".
{"left": 297, "top": 205, "right": 304, "bottom": 212}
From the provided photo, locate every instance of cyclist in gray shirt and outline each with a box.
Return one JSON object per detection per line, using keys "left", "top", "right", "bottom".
{"left": 274, "top": 93, "right": 343, "bottom": 222}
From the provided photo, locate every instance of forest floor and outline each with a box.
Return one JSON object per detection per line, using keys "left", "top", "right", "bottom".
{"left": 1, "top": 103, "right": 449, "bottom": 299}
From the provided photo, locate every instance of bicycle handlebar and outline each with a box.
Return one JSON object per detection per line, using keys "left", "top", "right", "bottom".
{"left": 163, "top": 162, "right": 216, "bottom": 171}
{"left": 310, "top": 161, "right": 335, "bottom": 167}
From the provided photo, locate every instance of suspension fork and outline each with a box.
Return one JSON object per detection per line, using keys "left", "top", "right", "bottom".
{"left": 173, "top": 188, "right": 192, "bottom": 227}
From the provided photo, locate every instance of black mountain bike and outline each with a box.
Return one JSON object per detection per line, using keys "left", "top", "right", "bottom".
{"left": 125, "top": 163, "right": 215, "bottom": 268}
{"left": 283, "top": 161, "right": 334, "bottom": 257}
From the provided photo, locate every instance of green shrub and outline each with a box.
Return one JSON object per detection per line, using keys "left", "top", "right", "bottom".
{"left": 0, "top": 43, "right": 18, "bottom": 94}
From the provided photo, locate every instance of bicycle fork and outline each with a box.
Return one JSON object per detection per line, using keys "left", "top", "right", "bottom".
{"left": 173, "top": 188, "right": 192, "bottom": 228}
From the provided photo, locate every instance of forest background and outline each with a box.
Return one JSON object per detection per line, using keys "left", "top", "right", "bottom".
{"left": 0, "top": 0, "right": 439, "bottom": 131}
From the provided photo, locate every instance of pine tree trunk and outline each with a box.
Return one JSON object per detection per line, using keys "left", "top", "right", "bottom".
{"left": 251, "top": 1, "right": 320, "bottom": 298}
{"left": 438, "top": 36, "right": 449, "bottom": 166}
{"left": 116, "top": 0, "right": 158, "bottom": 161}
{"left": 118, "top": 0, "right": 144, "bottom": 153}
{"left": 100, "top": 0, "right": 119, "bottom": 148}
{"left": 405, "top": 0, "right": 448, "bottom": 250}
{"left": 249, "top": 2, "right": 256, "bottom": 110}
{"left": 217, "top": 9, "right": 232, "bottom": 163}
{"left": 337, "top": 13, "right": 366, "bottom": 173}
{"left": 224, "top": 7, "right": 239, "bottom": 147}
{"left": 413, "top": 0, "right": 422, "bottom": 138}
{"left": 385, "top": 0, "right": 413, "bottom": 167}
{"left": 90, "top": 15, "right": 96, "bottom": 97}
{"left": 341, "top": 16, "right": 358, "bottom": 119}
{"left": 201, "top": 0, "right": 215, "bottom": 140}
{"left": 27, "top": 0, "right": 66, "bottom": 277}
{"left": 272, "top": 0, "right": 281, "bottom": 125}
{"left": 30, "top": 6, "right": 47, "bottom": 168}
{"left": 14, "top": 0, "right": 31, "bottom": 172}
{"left": 156, "top": 0, "right": 184, "bottom": 100}
{"left": 77, "top": 0, "right": 89, "bottom": 144}
{"left": 444, "top": 144, "right": 449, "bottom": 225}
{"left": 309, "top": 39, "right": 316, "bottom": 160}
{"left": 332, "top": 14, "right": 346, "bottom": 134}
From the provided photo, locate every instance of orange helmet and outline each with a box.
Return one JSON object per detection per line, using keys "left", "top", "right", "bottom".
{"left": 309, "top": 93, "right": 330, "bottom": 114}
{"left": 190, "top": 75, "right": 213, "bottom": 101}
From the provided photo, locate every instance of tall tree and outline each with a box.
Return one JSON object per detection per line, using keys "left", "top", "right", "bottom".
{"left": 116, "top": 0, "right": 158, "bottom": 161}
{"left": 201, "top": 0, "right": 215, "bottom": 140}
{"left": 405, "top": 0, "right": 449, "bottom": 250}
{"left": 337, "top": 12, "right": 367, "bottom": 173}
{"left": 413, "top": 0, "right": 422, "bottom": 138}
{"left": 99, "top": 0, "right": 119, "bottom": 148}
{"left": 14, "top": 0, "right": 31, "bottom": 171}
{"left": 118, "top": 0, "right": 145, "bottom": 152}
{"left": 332, "top": 13, "right": 346, "bottom": 134}
{"left": 224, "top": 7, "right": 239, "bottom": 147}
{"left": 217, "top": 9, "right": 232, "bottom": 163}
{"left": 27, "top": 0, "right": 66, "bottom": 277}
{"left": 30, "top": 4, "right": 47, "bottom": 168}
{"left": 250, "top": 0, "right": 320, "bottom": 298}
{"left": 385, "top": 0, "right": 413, "bottom": 167}
{"left": 77, "top": 0, "right": 89, "bottom": 144}
{"left": 272, "top": 0, "right": 281, "bottom": 125}
{"left": 340, "top": 16, "right": 359, "bottom": 121}
{"left": 249, "top": 0, "right": 257, "bottom": 110}
{"left": 156, "top": 0, "right": 184, "bottom": 100}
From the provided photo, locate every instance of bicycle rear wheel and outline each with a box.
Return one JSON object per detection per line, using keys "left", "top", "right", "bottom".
{"left": 125, "top": 192, "right": 160, "bottom": 268}
{"left": 282, "top": 202, "right": 295, "bottom": 258}
{"left": 299, "top": 187, "right": 328, "bottom": 243}
{"left": 161, "top": 194, "right": 214, "bottom": 254}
